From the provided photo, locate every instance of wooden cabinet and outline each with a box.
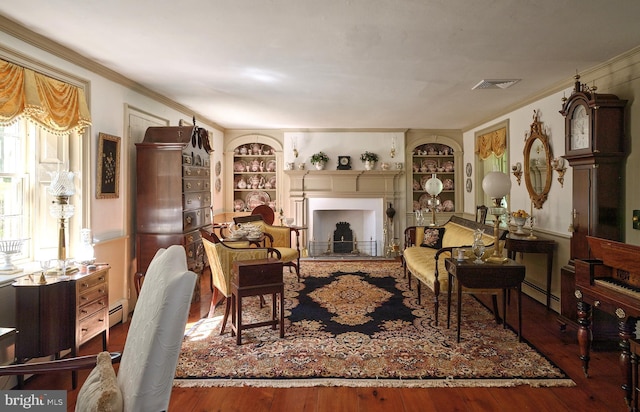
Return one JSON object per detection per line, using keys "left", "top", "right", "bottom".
{"left": 135, "top": 126, "right": 212, "bottom": 276}
{"left": 231, "top": 143, "right": 277, "bottom": 212}
{"left": 410, "top": 143, "right": 456, "bottom": 217}
{"left": 14, "top": 266, "right": 109, "bottom": 361}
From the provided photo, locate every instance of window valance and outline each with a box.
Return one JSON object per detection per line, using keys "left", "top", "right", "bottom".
{"left": 0, "top": 59, "right": 91, "bottom": 135}
{"left": 476, "top": 127, "right": 507, "bottom": 160}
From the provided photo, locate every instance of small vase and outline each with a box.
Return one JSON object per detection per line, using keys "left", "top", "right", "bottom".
{"left": 314, "top": 162, "right": 325, "bottom": 170}
{"left": 364, "top": 160, "right": 376, "bottom": 170}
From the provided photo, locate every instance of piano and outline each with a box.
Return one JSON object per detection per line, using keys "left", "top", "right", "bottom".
{"left": 575, "top": 236, "right": 640, "bottom": 409}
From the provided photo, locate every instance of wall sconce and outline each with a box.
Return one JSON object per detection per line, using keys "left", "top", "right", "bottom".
{"left": 551, "top": 157, "right": 566, "bottom": 187}
{"left": 390, "top": 136, "right": 397, "bottom": 158}
{"left": 511, "top": 162, "right": 522, "bottom": 185}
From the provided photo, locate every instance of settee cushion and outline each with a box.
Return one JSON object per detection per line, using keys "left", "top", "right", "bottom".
{"left": 420, "top": 227, "right": 446, "bottom": 249}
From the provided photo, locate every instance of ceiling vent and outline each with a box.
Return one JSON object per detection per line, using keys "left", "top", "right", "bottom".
{"left": 472, "top": 79, "right": 521, "bottom": 90}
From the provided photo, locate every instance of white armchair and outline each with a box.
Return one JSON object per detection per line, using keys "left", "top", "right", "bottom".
{"left": 0, "top": 245, "right": 197, "bottom": 412}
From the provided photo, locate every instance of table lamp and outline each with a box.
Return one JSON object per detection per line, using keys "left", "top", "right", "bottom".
{"left": 481, "top": 171, "right": 511, "bottom": 263}
{"left": 424, "top": 174, "right": 443, "bottom": 226}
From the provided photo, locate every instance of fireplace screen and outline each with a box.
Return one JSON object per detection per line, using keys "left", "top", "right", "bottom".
{"left": 308, "top": 221, "right": 378, "bottom": 257}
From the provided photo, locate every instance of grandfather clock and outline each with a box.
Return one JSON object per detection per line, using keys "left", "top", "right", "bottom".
{"left": 558, "top": 74, "right": 627, "bottom": 325}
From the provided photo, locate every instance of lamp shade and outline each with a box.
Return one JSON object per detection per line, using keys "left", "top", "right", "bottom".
{"left": 482, "top": 171, "right": 511, "bottom": 198}
{"left": 424, "top": 174, "right": 443, "bottom": 196}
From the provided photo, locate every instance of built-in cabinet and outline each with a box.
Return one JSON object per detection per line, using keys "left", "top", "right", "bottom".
{"left": 408, "top": 139, "right": 463, "bottom": 225}
{"left": 231, "top": 143, "right": 277, "bottom": 212}
{"left": 224, "top": 135, "right": 283, "bottom": 216}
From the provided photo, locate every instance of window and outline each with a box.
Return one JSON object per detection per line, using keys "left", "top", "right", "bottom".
{"left": 0, "top": 120, "right": 77, "bottom": 265}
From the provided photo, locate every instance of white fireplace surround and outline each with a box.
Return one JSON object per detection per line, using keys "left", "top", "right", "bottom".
{"left": 284, "top": 170, "right": 404, "bottom": 256}
{"left": 308, "top": 198, "right": 382, "bottom": 255}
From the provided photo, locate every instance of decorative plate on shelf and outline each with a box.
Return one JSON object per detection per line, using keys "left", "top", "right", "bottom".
{"left": 421, "top": 159, "right": 437, "bottom": 172}
{"left": 246, "top": 190, "right": 271, "bottom": 210}
{"left": 234, "top": 199, "right": 245, "bottom": 212}
{"left": 442, "top": 200, "right": 454, "bottom": 212}
{"left": 443, "top": 161, "right": 454, "bottom": 172}
{"left": 466, "top": 178, "right": 472, "bottom": 192}
{"left": 420, "top": 175, "right": 432, "bottom": 189}
{"left": 413, "top": 179, "right": 421, "bottom": 190}
{"left": 265, "top": 159, "right": 277, "bottom": 172}
{"left": 413, "top": 200, "right": 421, "bottom": 211}
{"left": 268, "top": 176, "right": 277, "bottom": 189}
{"left": 215, "top": 177, "right": 221, "bottom": 192}
{"left": 419, "top": 193, "right": 431, "bottom": 209}
{"left": 234, "top": 160, "right": 247, "bottom": 172}
{"left": 442, "top": 178, "right": 454, "bottom": 190}
{"left": 215, "top": 160, "right": 221, "bottom": 176}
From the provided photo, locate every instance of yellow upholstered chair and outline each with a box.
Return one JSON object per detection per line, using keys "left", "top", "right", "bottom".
{"left": 234, "top": 215, "right": 302, "bottom": 281}
{"left": 200, "top": 229, "right": 281, "bottom": 333}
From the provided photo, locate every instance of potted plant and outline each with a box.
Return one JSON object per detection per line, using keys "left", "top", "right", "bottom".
{"left": 310, "top": 151, "right": 329, "bottom": 170}
{"left": 360, "top": 151, "right": 379, "bottom": 170}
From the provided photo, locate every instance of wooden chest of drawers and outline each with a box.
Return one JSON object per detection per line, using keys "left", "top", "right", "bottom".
{"left": 14, "top": 265, "right": 110, "bottom": 361}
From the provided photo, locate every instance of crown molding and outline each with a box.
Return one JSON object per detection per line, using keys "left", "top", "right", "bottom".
{"left": 0, "top": 15, "right": 224, "bottom": 132}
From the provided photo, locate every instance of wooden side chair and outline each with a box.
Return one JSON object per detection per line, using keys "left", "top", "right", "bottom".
{"left": 476, "top": 205, "right": 488, "bottom": 224}
{"left": 200, "top": 229, "right": 281, "bottom": 333}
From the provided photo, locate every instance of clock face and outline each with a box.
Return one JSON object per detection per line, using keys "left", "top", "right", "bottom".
{"left": 570, "top": 104, "right": 589, "bottom": 150}
{"left": 337, "top": 156, "right": 351, "bottom": 170}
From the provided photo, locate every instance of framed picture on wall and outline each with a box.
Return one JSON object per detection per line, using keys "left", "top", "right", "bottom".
{"left": 96, "top": 133, "right": 121, "bottom": 199}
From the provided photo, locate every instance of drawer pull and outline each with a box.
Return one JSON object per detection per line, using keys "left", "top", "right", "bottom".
{"left": 81, "top": 283, "right": 89, "bottom": 288}
{"left": 81, "top": 296, "right": 88, "bottom": 301}
{"left": 98, "top": 276, "right": 105, "bottom": 282}
{"left": 186, "top": 169, "right": 192, "bottom": 176}
{"left": 187, "top": 235, "right": 194, "bottom": 243}
{"left": 186, "top": 182, "right": 192, "bottom": 189}
{"left": 186, "top": 216, "right": 192, "bottom": 224}
{"left": 81, "top": 309, "right": 88, "bottom": 314}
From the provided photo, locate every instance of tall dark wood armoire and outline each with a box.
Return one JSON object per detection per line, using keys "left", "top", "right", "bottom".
{"left": 135, "top": 126, "right": 212, "bottom": 279}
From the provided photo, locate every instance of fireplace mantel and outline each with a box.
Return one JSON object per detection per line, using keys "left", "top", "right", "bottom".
{"left": 285, "top": 169, "right": 404, "bottom": 198}
{"left": 284, "top": 170, "right": 404, "bottom": 256}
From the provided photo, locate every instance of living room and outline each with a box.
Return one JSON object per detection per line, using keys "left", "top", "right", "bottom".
{"left": 1, "top": 2, "right": 640, "bottom": 410}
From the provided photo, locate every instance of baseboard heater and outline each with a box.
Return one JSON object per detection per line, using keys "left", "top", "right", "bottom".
{"left": 109, "top": 299, "right": 129, "bottom": 327}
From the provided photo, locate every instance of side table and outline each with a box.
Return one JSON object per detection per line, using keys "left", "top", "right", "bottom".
{"left": 231, "top": 258, "right": 284, "bottom": 345}
{"left": 505, "top": 235, "right": 556, "bottom": 310}
{"left": 445, "top": 257, "right": 525, "bottom": 343}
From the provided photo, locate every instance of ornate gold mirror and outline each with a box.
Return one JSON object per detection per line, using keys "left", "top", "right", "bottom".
{"left": 524, "top": 110, "right": 552, "bottom": 209}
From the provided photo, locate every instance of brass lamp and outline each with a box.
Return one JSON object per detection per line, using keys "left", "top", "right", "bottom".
{"left": 481, "top": 171, "right": 512, "bottom": 263}
{"left": 48, "top": 170, "right": 75, "bottom": 262}
{"left": 424, "top": 173, "right": 443, "bottom": 226}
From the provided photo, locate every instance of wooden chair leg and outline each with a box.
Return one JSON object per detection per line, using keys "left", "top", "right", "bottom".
{"left": 220, "top": 298, "right": 231, "bottom": 335}
{"left": 491, "top": 294, "right": 502, "bottom": 324}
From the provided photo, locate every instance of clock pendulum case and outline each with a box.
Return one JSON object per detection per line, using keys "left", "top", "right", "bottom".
{"left": 557, "top": 73, "right": 627, "bottom": 325}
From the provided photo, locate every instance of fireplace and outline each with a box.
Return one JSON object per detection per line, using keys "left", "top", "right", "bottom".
{"left": 284, "top": 169, "right": 404, "bottom": 258}
{"left": 307, "top": 197, "right": 383, "bottom": 256}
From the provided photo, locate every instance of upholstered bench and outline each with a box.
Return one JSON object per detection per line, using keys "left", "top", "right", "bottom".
{"left": 403, "top": 215, "right": 507, "bottom": 325}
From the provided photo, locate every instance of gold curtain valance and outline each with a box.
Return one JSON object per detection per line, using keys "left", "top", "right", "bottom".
{"left": 0, "top": 59, "right": 91, "bottom": 135}
{"left": 476, "top": 127, "right": 507, "bottom": 160}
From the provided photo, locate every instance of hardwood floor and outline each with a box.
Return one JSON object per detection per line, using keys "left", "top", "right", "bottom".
{"left": 24, "top": 266, "right": 627, "bottom": 411}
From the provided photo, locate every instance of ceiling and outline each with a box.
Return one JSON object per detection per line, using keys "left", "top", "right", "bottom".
{"left": 2, "top": 1, "right": 640, "bottom": 131}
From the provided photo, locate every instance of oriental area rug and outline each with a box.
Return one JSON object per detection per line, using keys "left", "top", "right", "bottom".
{"left": 174, "top": 260, "right": 573, "bottom": 388}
